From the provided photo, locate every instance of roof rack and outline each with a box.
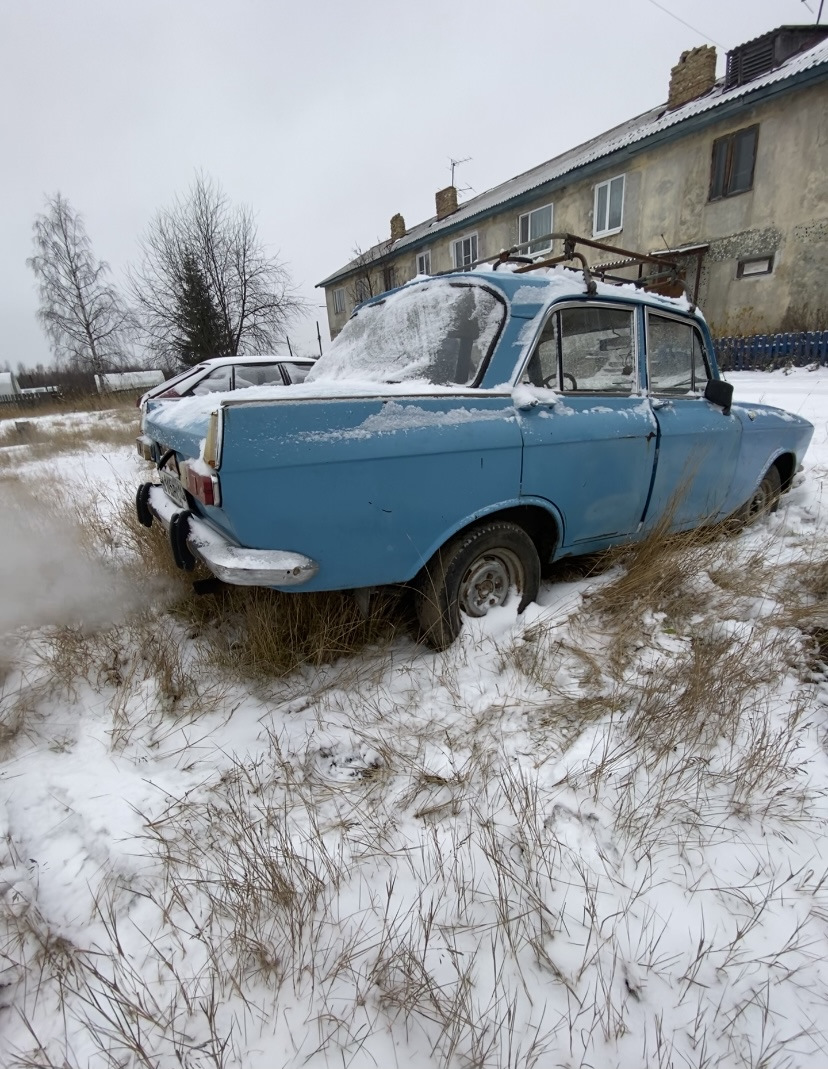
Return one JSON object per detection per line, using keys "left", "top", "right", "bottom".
{"left": 483, "top": 232, "right": 694, "bottom": 309}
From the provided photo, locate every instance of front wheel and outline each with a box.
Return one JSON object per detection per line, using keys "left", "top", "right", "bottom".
{"left": 415, "top": 521, "right": 541, "bottom": 650}
{"left": 737, "top": 464, "right": 782, "bottom": 526}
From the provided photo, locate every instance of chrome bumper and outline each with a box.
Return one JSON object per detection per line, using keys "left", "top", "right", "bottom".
{"left": 147, "top": 484, "right": 319, "bottom": 588}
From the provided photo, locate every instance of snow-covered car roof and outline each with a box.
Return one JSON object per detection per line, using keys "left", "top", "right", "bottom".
{"left": 195, "top": 355, "right": 315, "bottom": 368}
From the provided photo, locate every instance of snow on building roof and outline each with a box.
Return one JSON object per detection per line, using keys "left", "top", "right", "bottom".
{"left": 317, "top": 32, "right": 828, "bottom": 288}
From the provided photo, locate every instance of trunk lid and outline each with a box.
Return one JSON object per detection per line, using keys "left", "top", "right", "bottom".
{"left": 143, "top": 398, "right": 217, "bottom": 462}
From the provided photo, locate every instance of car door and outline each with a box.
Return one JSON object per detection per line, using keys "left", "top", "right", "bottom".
{"left": 642, "top": 310, "right": 742, "bottom": 530}
{"left": 516, "top": 301, "right": 658, "bottom": 548}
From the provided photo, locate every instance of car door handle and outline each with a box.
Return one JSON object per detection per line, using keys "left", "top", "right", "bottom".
{"left": 651, "top": 398, "right": 673, "bottom": 410}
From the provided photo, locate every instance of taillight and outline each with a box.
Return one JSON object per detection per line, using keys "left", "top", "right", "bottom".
{"left": 136, "top": 435, "right": 155, "bottom": 461}
{"left": 179, "top": 461, "right": 221, "bottom": 506}
{"left": 203, "top": 410, "right": 221, "bottom": 468}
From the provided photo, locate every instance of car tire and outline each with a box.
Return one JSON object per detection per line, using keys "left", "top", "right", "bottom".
{"left": 136, "top": 482, "right": 153, "bottom": 528}
{"left": 415, "top": 521, "right": 541, "bottom": 650}
{"left": 738, "top": 464, "right": 782, "bottom": 526}
{"left": 169, "top": 510, "right": 196, "bottom": 571}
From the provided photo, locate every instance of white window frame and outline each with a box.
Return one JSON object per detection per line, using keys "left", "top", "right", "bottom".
{"left": 332, "top": 287, "right": 346, "bottom": 315}
{"left": 593, "top": 174, "right": 625, "bottom": 238}
{"left": 518, "top": 203, "right": 554, "bottom": 255}
{"left": 416, "top": 250, "right": 431, "bottom": 275}
{"left": 452, "top": 233, "right": 478, "bottom": 270}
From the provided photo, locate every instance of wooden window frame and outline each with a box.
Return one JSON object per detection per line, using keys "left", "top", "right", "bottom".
{"left": 709, "top": 125, "right": 759, "bottom": 201}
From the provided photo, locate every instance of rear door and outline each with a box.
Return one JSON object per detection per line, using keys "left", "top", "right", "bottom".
{"left": 517, "top": 301, "right": 658, "bottom": 548}
{"left": 642, "top": 310, "right": 742, "bottom": 530}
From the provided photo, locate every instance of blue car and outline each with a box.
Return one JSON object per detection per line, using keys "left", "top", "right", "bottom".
{"left": 136, "top": 258, "right": 813, "bottom": 648}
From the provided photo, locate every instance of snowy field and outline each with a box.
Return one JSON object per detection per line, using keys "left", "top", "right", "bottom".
{"left": 1, "top": 370, "right": 828, "bottom": 1068}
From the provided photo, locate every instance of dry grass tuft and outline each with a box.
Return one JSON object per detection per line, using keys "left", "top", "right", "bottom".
{"left": 594, "top": 522, "right": 728, "bottom": 625}
{"left": 0, "top": 391, "right": 139, "bottom": 422}
{"left": 180, "top": 585, "right": 403, "bottom": 678}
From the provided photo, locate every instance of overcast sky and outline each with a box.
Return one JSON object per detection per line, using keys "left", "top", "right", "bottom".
{"left": 0, "top": 0, "right": 815, "bottom": 367}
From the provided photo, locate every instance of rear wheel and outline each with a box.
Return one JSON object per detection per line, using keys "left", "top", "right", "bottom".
{"left": 135, "top": 482, "right": 153, "bottom": 528}
{"left": 169, "top": 510, "right": 196, "bottom": 571}
{"left": 415, "top": 521, "right": 541, "bottom": 650}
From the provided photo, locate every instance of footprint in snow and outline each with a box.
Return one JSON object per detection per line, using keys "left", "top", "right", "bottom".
{"left": 308, "top": 744, "right": 382, "bottom": 784}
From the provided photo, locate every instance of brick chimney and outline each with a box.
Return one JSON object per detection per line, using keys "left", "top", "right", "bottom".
{"left": 435, "top": 186, "right": 459, "bottom": 220}
{"left": 668, "top": 44, "right": 717, "bottom": 109}
{"left": 390, "top": 213, "right": 406, "bottom": 241}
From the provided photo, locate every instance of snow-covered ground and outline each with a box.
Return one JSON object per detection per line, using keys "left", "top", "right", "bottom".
{"left": 1, "top": 370, "right": 828, "bottom": 1068}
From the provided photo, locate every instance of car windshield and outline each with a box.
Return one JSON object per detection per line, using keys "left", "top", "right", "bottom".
{"left": 307, "top": 280, "right": 505, "bottom": 386}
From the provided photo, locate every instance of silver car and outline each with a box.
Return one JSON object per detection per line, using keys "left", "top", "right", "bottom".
{"left": 138, "top": 355, "right": 315, "bottom": 411}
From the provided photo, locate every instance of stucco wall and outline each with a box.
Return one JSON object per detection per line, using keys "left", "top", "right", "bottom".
{"left": 325, "top": 79, "right": 828, "bottom": 338}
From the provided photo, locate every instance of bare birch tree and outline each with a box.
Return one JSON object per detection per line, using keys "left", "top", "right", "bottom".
{"left": 130, "top": 174, "right": 304, "bottom": 365}
{"left": 27, "top": 194, "right": 134, "bottom": 374}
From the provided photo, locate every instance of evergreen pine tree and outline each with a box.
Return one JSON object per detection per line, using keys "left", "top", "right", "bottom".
{"left": 172, "top": 253, "right": 231, "bottom": 366}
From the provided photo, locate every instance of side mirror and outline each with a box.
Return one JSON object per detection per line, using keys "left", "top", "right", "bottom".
{"left": 704, "top": 378, "right": 733, "bottom": 412}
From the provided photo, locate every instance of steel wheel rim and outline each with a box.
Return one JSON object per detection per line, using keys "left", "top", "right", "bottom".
{"left": 459, "top": 548, "right": 524, "bottom": 618}
{"left": 749, "top": 481, "right": 770, "bottom": 518}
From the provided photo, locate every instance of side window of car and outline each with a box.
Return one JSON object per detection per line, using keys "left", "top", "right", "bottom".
{"left": 648, "top": 314, "right": 710, "bottom": 393}
{"left": 234, "top": 364, "right": 283, "bottom": 388}
{"left": 192, "top": 367, "right": 234, "bottom": 395}
{"left": 281, "top": 362, "right": 311, "bottom": 384}
{"left": 558, "top": 305, "right": 635, "bottom": 392}
{"left": 693, "top": 330, "right": 712, "bottom": 386}
{"left": 521, "top": 315, "right": 558, "bottom": 387}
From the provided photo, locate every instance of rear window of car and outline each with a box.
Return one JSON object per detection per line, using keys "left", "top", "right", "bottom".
{"left": 307, "top": 280, "right": 506, "bottom": 387}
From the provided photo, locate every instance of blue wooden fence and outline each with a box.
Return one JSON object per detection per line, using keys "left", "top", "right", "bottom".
{"left": 714, "top": 331, "right": 828, "bottom": 370}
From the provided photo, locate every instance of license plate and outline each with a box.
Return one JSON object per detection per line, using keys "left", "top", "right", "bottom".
{"left": 160, "top": 469, "right": 188, "bottom": 509}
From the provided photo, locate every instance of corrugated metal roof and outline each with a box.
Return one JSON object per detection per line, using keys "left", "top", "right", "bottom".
{"left": 317, "top": 33, "right": 828, "bottom": 288}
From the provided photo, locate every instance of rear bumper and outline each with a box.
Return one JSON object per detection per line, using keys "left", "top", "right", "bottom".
{"left": 146, "top": 484, "right": 319, "bottom": 588}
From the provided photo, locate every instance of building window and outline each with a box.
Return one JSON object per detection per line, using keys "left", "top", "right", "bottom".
{"left": 383, "top": 265, "right": 397, "bottom": 292}
{"left": 354, "top": 277, "right": 371, "bottom": 304}
{"left": 593, "top": 175, "right": 625, "bottom": 237}
{"left": 332, "top": 288, "right": 346, "bottom": 315}
{"left": 416, "top": 250, "right": 431, "bottom": 275}
{"left": 518, "top": 204, "right": 553, "bottom": 254}
{"left": 737, "top": 255, "right": 773, "bottom": 278}
{"left": 453, "top": 233, "right": 478, "bottom": 270}
{"left": 709, "top": 126, "right": 758, "bottom": 200}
